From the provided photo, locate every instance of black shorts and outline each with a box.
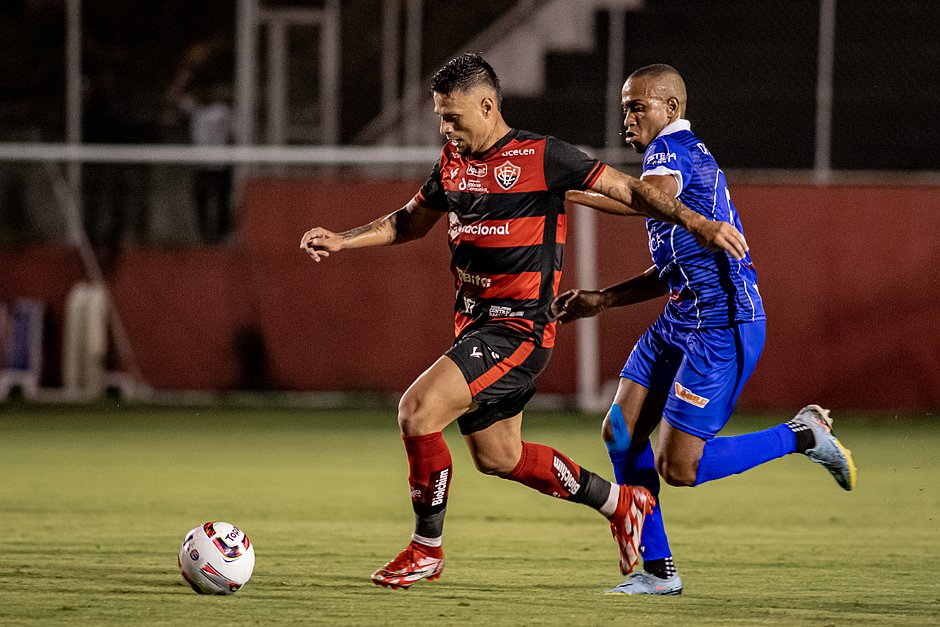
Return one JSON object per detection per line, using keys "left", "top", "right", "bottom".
{"left": 444, "top": 325, "right": 552, "bottom": 435}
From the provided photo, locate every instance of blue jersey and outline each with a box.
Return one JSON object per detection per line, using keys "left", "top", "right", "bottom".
{"left": 641, "top": 119, "right": 765, "bottom": 329}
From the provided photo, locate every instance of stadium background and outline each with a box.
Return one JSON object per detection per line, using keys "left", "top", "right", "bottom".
{"left": 0, "top": 0, "right": 937, "bottom": 409}
{"left": 1, "top": 2, "right": 939, "bottom": 624}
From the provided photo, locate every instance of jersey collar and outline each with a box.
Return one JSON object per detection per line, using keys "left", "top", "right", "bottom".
{"left": 476, "top": 129, "right": 518, "bottom": 161}
{"left": 656, "top": 118, "right": 691, "bottom": 139}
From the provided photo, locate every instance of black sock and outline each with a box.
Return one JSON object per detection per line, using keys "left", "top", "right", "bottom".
{"left": 786, "top": 420, "right": 815, "bottom": 454}
{"left": 567, "top": 466, "right": 612, "bottom": 511}
{"left": 644, "top": 556, "right": 677, "bottom": 579}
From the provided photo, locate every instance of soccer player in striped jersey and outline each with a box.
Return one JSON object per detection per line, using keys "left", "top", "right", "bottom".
{"left": 301, "top": 53, "right": 747, "bottom": 590}
{"left": 555, "top": 64, "right": 857, "bottom": 595}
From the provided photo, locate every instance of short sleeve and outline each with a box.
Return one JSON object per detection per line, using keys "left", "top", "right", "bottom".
{"left": 544, "top": 136, "right": 606, "bottom": 192}
{"left": 641, "top": 137, "right": 692, "bottom": 197}
{"left": 413, "top": 159, "right": 448, "bottom": 211}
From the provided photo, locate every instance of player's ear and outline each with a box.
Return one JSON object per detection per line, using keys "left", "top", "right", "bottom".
{"left": 666, "top": 96, "right": 680, "bottom": 117}
{"left": 481, "top": 96, "right": 494, "bottom": 118}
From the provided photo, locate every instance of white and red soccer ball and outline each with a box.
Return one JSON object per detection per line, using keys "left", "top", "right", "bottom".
{"left": 178, "top": 521, "right": 255, "bottom": 595}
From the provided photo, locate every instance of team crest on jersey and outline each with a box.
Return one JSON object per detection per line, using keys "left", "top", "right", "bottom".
{"left": 494, "top": 161, "right": 521, "bottom": 190}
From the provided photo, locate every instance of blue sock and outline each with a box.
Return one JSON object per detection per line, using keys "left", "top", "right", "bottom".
{"left": 695, "top": 423, "right": 796, "bottom": 485}
{"left": 606, "top": 405, "right": 671, "bottom": 562}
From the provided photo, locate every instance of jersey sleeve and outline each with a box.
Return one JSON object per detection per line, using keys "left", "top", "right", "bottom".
{"left": 413, "top": 158, "right": 448, "bottom": 211}
{"left": 544, "top": 136, "right": 606, "bottom": 192}
{"left": 641, "top": 137, "right": 693, "bottom": 197}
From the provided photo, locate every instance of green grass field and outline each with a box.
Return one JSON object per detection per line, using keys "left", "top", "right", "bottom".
{"left": 0, "top": 405, "right": 937, "bottom": 625}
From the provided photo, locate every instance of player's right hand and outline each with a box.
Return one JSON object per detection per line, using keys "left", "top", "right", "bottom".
{"left": 300, "top": 227, "right": 343, "bottom": 262}
{"left": 688, "top": 218, "right": 749, "bottom": 260}
{"left": 551, "top": 289, "right": 607, "bottom": 324}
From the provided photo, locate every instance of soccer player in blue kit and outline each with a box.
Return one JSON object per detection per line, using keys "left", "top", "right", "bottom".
{"left": 555, "top": 64, "right": 857, "bottom": 595}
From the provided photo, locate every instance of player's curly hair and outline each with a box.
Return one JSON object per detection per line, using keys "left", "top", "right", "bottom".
{"left": 430, "top": 52, "right": 502, "bottom": 106}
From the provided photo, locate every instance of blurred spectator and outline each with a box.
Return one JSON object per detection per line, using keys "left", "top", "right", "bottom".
{"left": 165, "top": 38, "right": 234, "bottom": 245}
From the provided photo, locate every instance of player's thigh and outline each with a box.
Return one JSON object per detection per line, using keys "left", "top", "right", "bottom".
{"left": 661, "top": 321, "right": 765, "bottom": 441}
{"left": 398, "top": 355, "right": 475, "bottom": 436}
{"left": 656, "top": 420, "right": 706, "bottom": 487}
{"left": 608, "top": 319, "right": 683, "bottom": 446}
{"left": 450, "top": 327, "right": 550, "bottom": 437}
{"left": 463, "top": 412, "right": 524, "bottom": 476}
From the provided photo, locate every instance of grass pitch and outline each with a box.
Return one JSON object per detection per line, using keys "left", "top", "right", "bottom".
{"left": 0, "top": 404, "right": 937, "bottom": 625}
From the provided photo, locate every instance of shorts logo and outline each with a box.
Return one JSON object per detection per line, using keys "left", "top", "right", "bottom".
{"left": 674, "top": 382, "right": 710, "bottom": 408}
{"left": 470, "top": 346, "right": 482, "bottom": 359}
{"left": 495, "top": 161, "right": 521, "bottom": 190}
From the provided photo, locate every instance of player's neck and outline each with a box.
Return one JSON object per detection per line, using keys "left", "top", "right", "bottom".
{"left": 473, "top": 121, "right": 513, "bottom": 157}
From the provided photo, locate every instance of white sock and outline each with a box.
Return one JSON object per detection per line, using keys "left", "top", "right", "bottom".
{"left": 599, "top": 483, "right": 619, "bottom": 518}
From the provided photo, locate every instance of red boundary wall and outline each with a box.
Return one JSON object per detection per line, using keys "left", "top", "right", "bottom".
{"left": 1, "top": 179, "right": 937, "bottom": 409}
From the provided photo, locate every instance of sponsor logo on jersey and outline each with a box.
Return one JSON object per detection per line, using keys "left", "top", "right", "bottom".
{"left": 649, "top": 230, "right": 665, "bottom": 253}
{"left": 470, "top": 346, "right": 482, "bottom": 359}
{"left": 495, "top": 161, "right": 521, "bottom": 190}
{"left": 456, "top": 267, "right": 492, "bottom": 289}
{"left": 448, "top": 166, "right": 461, "bottom": 179}
{"left": 447, "top": 212, "right": 460, "bottom": 240}
{"left": 457, "top": 221, "right": 510, "bottom": 236}
{"left": 501, "top": 147, "right": 535, "bottom": 157}
{"left": 674, "top": 382, "right": 710, "bottom": 408}
{"left": 488, "top": 305, "right": 513, "bottom": 317}
{"left": 645, "top": 150, "right": 677, "bottom": 166}
{"left": 430, "top": 468, "right": 450, "bottom": 506}
{"left": 410, "top": 487, "right": 422, "bottom": 500}
{"left": 463, "top": 295, "right": 477, "bottom": 312}
{"left": 466, "top": 162, "right": 487, "bottom": 177}
{"left": 552, "top": 455, "right": 580, "bottom": 496}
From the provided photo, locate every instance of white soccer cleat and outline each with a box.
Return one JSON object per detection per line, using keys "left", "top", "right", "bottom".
{"left": 792, "top": 404, "right": 857, "bottom": 491}
{"left": 605, "top": 571, "right": 683, "bottom": 596}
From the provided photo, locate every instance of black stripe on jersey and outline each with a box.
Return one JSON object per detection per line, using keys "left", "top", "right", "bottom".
{"left": 715, "top": 252, "right": 739, "bottom": 324}
{"left": 451, "top": 243, "right": 564, "bottom": 276}
{"left": 444, "top": 190, "right": 562, "bottom": 221}
{"left": 534, "top": 209, "right": 560, "bottom": 340}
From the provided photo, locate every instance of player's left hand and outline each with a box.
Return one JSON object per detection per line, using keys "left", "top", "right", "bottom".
{"left": 552, "top": 289, "right": 607, "bottom": 324}
{"left": 689, "top": 218, "right": 749, "bottom": 260}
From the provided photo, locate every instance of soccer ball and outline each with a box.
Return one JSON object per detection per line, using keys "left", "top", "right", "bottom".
{"left": 178, "top": 521, "right": 255, "bottom": 595}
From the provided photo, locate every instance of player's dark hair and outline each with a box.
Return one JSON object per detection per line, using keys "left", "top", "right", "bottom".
{"left": 430, "top": 52, "right": 502, "bottom": 106}
{"left": 629, "top": 63, "right": 682, "bottom": 82}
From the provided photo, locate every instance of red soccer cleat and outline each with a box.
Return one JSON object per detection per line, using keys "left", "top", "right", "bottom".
{"left": 608, "top": 485, "right": 656, "bottom": 576}
{"left": 370, "top": 541, "right": 445, "bottom": 590}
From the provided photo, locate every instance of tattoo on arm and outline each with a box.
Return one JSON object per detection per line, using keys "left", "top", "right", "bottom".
{"left": 338, "top": 203, "right": 440, "bottom": 248}
{"left": 605, "top": 179, "right": 697, "bottom": 228}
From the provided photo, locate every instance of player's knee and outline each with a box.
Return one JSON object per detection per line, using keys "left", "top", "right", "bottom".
{"left": 601, "top": 415, "right": 614, "bottom": 443}
{"left": 470, "top": 449, "right": 518, "bottom": 477}
{"left": 397, "top": 392, "right": 434, "bottom": 436}
{"left": 657, "top": 457, "right": 697, "bottom": 487}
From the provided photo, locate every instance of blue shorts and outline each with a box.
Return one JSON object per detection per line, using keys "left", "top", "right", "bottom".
{"left": 620, "top": 316, "right": 766, "bottom": 440}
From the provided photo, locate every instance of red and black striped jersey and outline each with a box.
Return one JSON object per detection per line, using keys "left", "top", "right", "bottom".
{"left": 414, "top": 129, "right": 606, "bottom": 348}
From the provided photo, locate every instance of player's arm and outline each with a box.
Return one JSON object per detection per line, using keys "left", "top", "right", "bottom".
{"left": 564, "top": 190, "right": 644, "bottom": 217}
{"left": 300, "top": 199, "right": 443, "bottom": 262}
{"left": 551, "top": 266, "right": 667, "bottom": 324}
{"left": 589, "top": 167, "right": 749, "bottom": 260}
